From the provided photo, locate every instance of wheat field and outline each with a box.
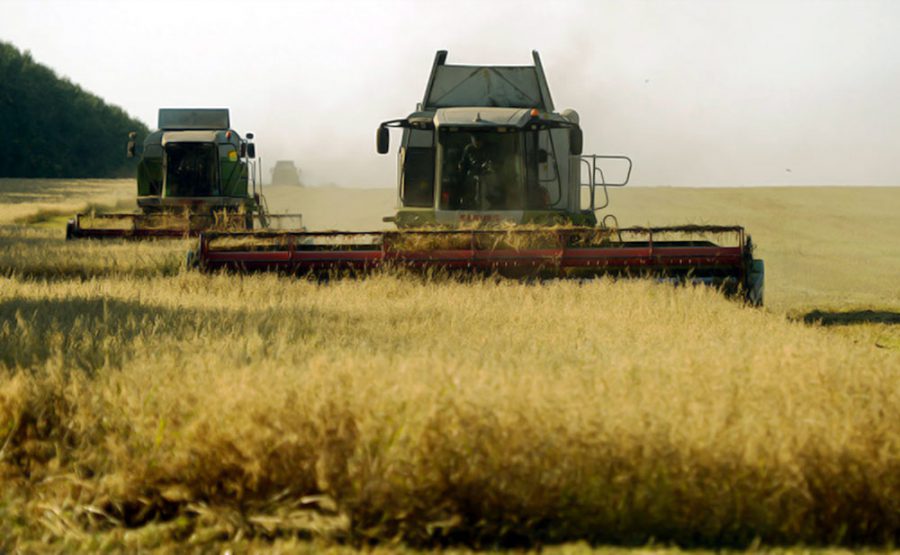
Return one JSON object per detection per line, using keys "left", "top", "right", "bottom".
{"left": 0, "top": 179, "right": 898, "bottom": 552}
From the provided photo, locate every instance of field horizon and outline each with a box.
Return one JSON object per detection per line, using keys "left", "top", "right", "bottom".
{"left": 0, "top": 179, "right": 898, "bottom": 552}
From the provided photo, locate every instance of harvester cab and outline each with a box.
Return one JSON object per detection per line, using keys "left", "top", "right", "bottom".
{"left": 67, "top": 108, "right": 302, "bottom": 239}
{"left": 191, "top": 52, "right": 764, "bottom": 306}
{"left": 377, "top": 51, "right": 631, "bottom": 228}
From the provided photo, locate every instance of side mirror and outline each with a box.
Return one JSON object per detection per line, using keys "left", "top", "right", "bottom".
{"left": 246, "top": 132, "right": 255, "bottom": 140}
{"left": 376, "top": 126, "right": 390, "bottom": 154}
{"left": 247, "top": 143, "right": 256, "bottom": 159}
{"left": 126, "top": 131, "right": 137, "bottom": 158}
{"left": 570, "top": 127, "right": 583, "bottom": 156}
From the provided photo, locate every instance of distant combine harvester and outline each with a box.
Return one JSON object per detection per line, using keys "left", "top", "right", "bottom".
{"left": 270, "top": 160, "right": 302, "bottom": 187}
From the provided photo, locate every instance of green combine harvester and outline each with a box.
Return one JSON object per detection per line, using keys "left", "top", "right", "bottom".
{"left": 191, "top": 52, "right": 764, "bottom": 305}
{"left": 66, "top": 108, "right": 301, "bottom": 239}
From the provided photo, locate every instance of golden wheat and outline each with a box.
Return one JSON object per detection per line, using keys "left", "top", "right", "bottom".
{"left": 1, "top": 273, "right": 898, "bottom": 551}
{"left": 0, "top": 179, "right": 898, "bottom": 552}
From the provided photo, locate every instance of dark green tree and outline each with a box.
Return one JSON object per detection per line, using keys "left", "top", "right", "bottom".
{"left": 0, "top": 41, "right": 149, "bottom": 178}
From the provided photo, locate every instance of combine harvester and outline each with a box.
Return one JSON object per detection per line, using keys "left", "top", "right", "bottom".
{"left": 192, "top": 52, "right": 764, "bottom": 304}
{"left": 271, "top": 160, "right": 302, "bottom": 187}
{"left": 66, "top": 108, "right": 302, "bottom": 239}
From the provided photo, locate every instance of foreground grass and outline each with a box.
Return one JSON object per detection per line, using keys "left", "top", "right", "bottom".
{"left": 0, "top": 179, "right": 897, "bottom": 551}
{"left": 1, "top": 273, "right": 899, "bottom": 551}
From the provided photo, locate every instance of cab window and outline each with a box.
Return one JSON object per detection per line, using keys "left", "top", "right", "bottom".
{"left": 439, "top": 129, "right": 524, "bottom": 210}
{"left": 401, "top": 129, "right": 435, "bottom": 207}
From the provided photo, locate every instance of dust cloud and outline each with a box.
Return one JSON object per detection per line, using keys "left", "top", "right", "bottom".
{"left": 262, "top": 185, "right": 395, "bottom": 231}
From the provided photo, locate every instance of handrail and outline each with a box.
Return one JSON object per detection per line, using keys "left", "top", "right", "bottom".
{"left": 580, "top": 154, "right": 633, "bottom": 212}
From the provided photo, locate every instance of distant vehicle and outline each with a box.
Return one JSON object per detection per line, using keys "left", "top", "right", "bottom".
{"left": 271, "top": 160, "right": 302, "bottom": 186}
{"left": 66, "top": 108, "right": 301, "bottom": 239}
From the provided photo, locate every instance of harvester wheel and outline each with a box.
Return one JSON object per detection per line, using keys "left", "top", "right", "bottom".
{"left": 65, "top": 219, "right": 76, "bottom": 240}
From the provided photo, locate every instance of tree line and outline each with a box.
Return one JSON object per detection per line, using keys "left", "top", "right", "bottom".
{"left": 0, "top": 41, "right": 148, "bottom": 178}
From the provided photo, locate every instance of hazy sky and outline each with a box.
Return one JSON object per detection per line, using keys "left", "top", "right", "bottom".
{"left": 3, "top": 0, "right": 900, "bottom": 186}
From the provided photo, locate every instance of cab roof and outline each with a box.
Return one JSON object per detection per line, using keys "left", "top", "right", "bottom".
{"left": 158, "top": 108, "right": 230, "bottom": 131}
{"left": 422, "top": 51, "right": 555, "bottom": 111}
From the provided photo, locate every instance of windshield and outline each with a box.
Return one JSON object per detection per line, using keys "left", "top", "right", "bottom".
{"left": 438, "top": 129, "right": 561, "bottom": 211}
{"left": 439, "top": 129, "right": 524, "bottom": 210}
{"left": 165, "top": 143, "right": 218, "bottom": 197}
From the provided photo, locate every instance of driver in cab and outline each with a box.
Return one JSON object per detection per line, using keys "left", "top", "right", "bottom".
{"left": 457, "top": 134, "right": 491, "bottom": 208}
